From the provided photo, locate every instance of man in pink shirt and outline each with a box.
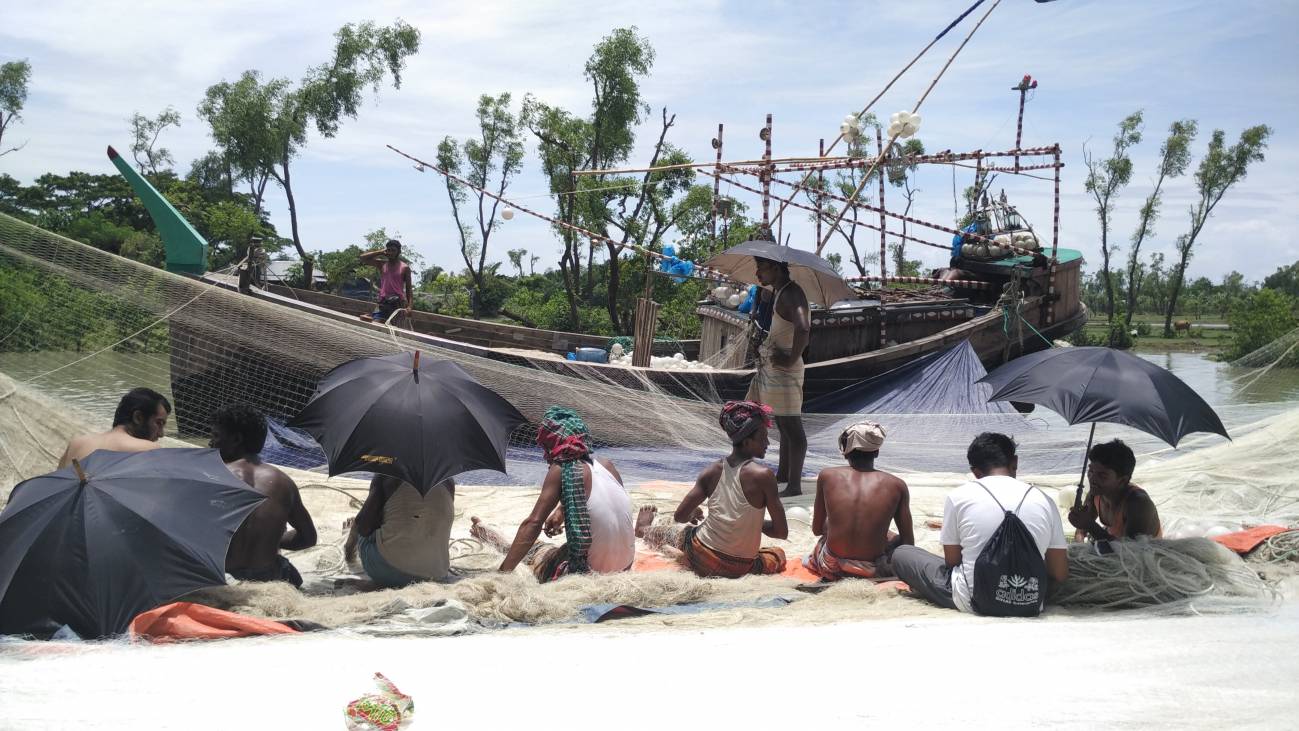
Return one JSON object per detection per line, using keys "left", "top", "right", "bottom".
{"left": 359, "top": 239, "right": 413, "bottom": 323}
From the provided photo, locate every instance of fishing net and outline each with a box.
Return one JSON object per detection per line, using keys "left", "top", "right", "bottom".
{"left": 3, "top": 213, "right": 1299, "bottom": 627}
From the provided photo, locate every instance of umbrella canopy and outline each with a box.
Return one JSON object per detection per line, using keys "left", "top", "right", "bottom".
{"left": 289, "top": 353, "right": 526, "bottom": 494}
{"left": 703, "top": 240, "right": 856, "bottom": 307}
{"left": 976, "top": 346, "right": 1229, "bottom": 447}
{"left": 0, "top": 448, "right": 265, "bottom": 639}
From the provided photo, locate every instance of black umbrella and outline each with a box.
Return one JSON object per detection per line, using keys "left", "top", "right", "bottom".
{"left": 703, "top": 240, "right": 856, "bottom": 307}
{"left": 0, "top": 448, "right": 265, "bottom": 639}
{"left": 977, "top": 346, "right": 1229, "bottom": 505}
{"left": 289, "top": 352, "right": 526, "bottom": 494}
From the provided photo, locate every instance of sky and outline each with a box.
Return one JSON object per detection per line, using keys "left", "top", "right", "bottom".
{"left": 2, "top": 0, "right": 1297, "bottom": 284}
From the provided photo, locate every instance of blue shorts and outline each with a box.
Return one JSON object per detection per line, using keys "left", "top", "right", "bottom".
{"left": 358, "top": 533, "right": 425, "bottom": 589}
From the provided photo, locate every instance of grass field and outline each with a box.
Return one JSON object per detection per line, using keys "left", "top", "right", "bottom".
{"left": 1081, "top": 314, "right": 1232, "bottom": 354}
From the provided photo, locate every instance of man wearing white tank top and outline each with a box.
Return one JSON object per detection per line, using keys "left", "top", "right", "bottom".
{"left": 638, "top": 401, "right": 789, "bottom": 578}
{"left": 472, "top": 407, "right": 637, "bottom": 583}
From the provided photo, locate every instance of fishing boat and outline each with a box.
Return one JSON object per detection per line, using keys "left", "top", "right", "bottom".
{"left": 105, "top": 86, "right": 1084, "bottom": 435}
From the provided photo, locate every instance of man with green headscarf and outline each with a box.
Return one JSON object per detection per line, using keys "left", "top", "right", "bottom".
{"left": 471, "top": 406, "right": 638, "bottom": 583}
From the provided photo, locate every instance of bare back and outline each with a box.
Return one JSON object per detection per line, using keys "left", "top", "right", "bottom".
{"left": 224, "top": 459, "right": 302, "bottom": 572}
{"left": 59, "top": 429, "right": 159, "bottom": 468}
{"left": 816, "top": 466, "right": 910, "bottom": 560}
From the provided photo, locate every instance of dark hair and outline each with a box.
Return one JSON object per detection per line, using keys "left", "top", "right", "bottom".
{"left": 1089, "top": 439, "right": 1135, "bottom": 479}
{"left": 112, "top": 388, "right": 171, "bottom": 427}
{"left": 754, "top": 256, "right": 791, "bottom": 278}
{"left": 386, "top": 239, "right": 402, "bottom": 249}
{"left": 211, "top": 402, "right": 268, "bottom": 454}
{"left": 966, "top": 432, "right": 1017, "bottom": 472}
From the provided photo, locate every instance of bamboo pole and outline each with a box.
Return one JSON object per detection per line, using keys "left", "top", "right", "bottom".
{"left": 814, "top": 0, "right": 1004, "bottom": 254}
{"left": 815, "top": 138, "right": 824, "bottom": 247}
{"left": 710, "top": 124, "right": 723, "bottom": 244}
{"left": 761, "top": 114, "right": 773, "bottom": 239}
{"left": 769, "top": 0, "right": 997, "bottom": 228}
{"left": 878, "top": 126, "right": 887, "bottom": 280}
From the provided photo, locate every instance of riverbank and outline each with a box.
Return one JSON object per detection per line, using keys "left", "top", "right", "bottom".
{"left": 1081, "top": 316, "right": 1232, "bottom": 355}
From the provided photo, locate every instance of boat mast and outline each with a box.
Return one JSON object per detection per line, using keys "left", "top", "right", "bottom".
{"left": 760, "top": 114, "right": 773, "bottom": 240}
{"left": 710, "top": 123, "right": 724, "bottom": 245}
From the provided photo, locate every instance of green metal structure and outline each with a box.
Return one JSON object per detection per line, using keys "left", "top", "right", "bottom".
{"left": 107, "top": 145, "right": 208, "bottom": 275}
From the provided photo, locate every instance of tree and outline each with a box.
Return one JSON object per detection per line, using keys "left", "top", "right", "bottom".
{"left": 1123, "top": 119, "right": 1196, "bottom": 331}
{"left": 0, "top": 60, "right": 32, "bottom": 158}
{"left": 529, "top": 253, "right": 540, "bottom": 276}
{"left": 889, "top": 137, "right": 925, "bottom": 275}
{"left": 129, "top": 107, "right": 182, "bottom": 175}
{"left": 199, "top": 19, "right": 420, "bottom": 287}
{"left": 437, "top": 93, "right": 525, "bottom": 317}
{"left": 1163, "top": 125, "right": 1272, "bottom": 336}
{"left": 1083, "top": 111, "right": 1143, "bottom": 332}
{"left": 1226, "top": 288, "right": 1296, "bottom": 361}
{"left": 805, "top": 114, "right": 913, "bottom": 277}
{"left": 522, "top": 27, "right": 659, "bottom": 332}
{"left": 507, "top": 248, "right": 527, "bottom": 277}
{"left": 1263, "top": 262, "right": 1299, "bottom": 298}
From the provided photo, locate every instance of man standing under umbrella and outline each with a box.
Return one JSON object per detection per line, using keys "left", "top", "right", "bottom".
{"left": 58, "top": 388, "right": 170, "bottom": 468}
{"left": 748, "top": 257, "right": 810, "bottom": 497}
{"left": 210, "top": 403, "right": 317, "bottom": 588}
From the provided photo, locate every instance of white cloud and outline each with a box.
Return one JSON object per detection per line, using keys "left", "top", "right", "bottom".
{"left": 1, "top": 0, "right": 1296, "bottom": 281}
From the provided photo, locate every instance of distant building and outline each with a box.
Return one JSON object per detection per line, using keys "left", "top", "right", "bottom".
{"left": 265, "top": 260, "right": 326, "bottom": 286}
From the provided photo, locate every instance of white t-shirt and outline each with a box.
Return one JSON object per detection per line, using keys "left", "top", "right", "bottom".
{"left": 940, "top": 475, "right": 1067, "bottom": 614}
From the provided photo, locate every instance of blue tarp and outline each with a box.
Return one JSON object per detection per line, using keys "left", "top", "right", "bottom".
{"left": 803, "top": 339, "right": 1015, "bottom": 415}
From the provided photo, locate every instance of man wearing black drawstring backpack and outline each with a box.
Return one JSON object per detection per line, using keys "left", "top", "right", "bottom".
{"left": 893, "top": 433, "right": 1068, "bottom": 615}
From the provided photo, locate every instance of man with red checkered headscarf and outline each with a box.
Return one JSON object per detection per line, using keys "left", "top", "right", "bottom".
{"left": 637, "top": 400, "right": 789, "bottom": 578}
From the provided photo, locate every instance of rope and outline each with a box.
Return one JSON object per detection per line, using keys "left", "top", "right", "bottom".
{"left": 387, "top": 144, "right": 733, "bottom": 283}
{"left": 21, "top": 285, "right": 213, "bottom": 386}
{"left": 815, "top": 0, "right": 1004, "bottom": 253}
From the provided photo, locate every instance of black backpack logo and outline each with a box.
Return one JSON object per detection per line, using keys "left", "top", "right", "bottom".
{"left": 970, "top": 481, "right": 1048, "bottom": 617}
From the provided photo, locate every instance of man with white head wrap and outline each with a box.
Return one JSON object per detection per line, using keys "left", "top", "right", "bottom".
{"left": 803, "top": 421, "right": 914, "bottom": 580}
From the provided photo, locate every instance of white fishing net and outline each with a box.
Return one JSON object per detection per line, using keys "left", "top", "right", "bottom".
{"left": 2, "top": 212, "right": 1297, "bottom": 629}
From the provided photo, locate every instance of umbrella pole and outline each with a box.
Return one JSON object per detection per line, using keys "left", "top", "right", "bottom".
{"left": 1075, "top": 422, "right": 1096, "bottom": 508}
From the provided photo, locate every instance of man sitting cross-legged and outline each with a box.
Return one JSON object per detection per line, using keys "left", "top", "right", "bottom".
{"left": 803, "top": 421, "right": 914, "bottom": 581}
{"left": 638, "top": 400, "right": 789, "bottom": 578}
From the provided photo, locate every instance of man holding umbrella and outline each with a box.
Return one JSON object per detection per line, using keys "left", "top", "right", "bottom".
{"left": 1069, "top": 439, "right": 1162, "bottom": 541}
{"left": 748, "top": 257, "right": 810, "bottom": 497}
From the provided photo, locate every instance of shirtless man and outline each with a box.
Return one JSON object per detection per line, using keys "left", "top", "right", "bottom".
{"left": 639, "top": 400, "right": 789, "bottom": 578}
{"left": 804, "top": 422, "right": 914, "bottom": 581}
{"left": 748, "top": 257, "right": 810, "bottom": 497}
{"left": 1069, "top": 439, "right": 1161, "bottom": 540}
{"left": 59, "top": 388, "right": 169, "bottom": 468}
{"left": 210, "top": 403, "right": 317, "bottom": 588}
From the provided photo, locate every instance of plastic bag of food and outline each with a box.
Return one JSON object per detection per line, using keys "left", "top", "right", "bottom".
{"left": 344, "top": 673, "right": 414, "bottom": 731}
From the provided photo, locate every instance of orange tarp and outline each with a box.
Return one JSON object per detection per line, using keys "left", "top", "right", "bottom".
{"left": 1210, "top": 525, "right": 1293, "bottom": 554}
{"left": 632, "top": 549, "right": 821, "bottom": 581}
{"left": 129, "top": 601, "right": 300, "bottom": 643}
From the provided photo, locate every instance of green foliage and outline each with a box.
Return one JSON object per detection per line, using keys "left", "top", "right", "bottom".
{"left": 0, "top": 59, "right": 32, "bottom": 156}
{"left": 0, "top": 259, "right": 168, "bottom": 354}
{"left": 315, "top": 245, "right": 368, "bottom": 290}
{"left": 129, "top": 107, "right": 182, "bottom": 175}
{"left": 1124, "top": 118, "right": 1197, "bottom": 328}
{"left": 1084, "top": 110, "right": 1144, "bottom": 322}
{"left": 1263, "top": 262, "right": 1299, "bottom": 298}
{"left": 198, "top": 20, "right": 422, "bottom": 280}
{"left": 1225, "top": 288, "right": 1297, "bottom": 361}
{"left": 1163, "top": 123, "right": 1272, "bottom": 335}
{"left": 437, "top": 92, "right": 526, "bottom": 316}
